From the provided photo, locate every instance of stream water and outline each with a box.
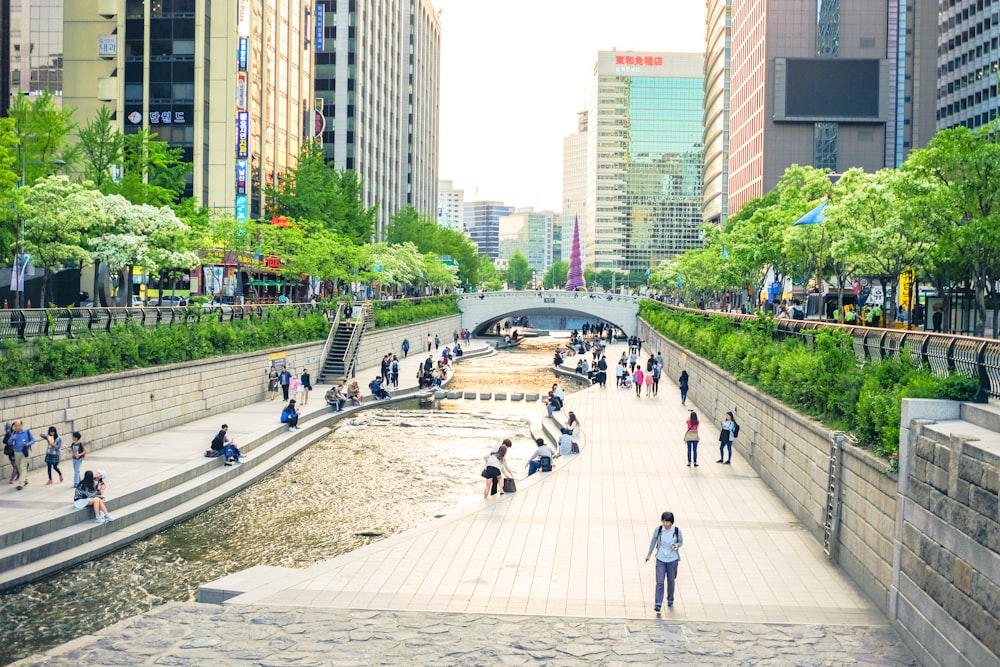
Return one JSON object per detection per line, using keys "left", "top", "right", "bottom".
{"left": 0, "top": 336, "right": 585, "bottom": 665}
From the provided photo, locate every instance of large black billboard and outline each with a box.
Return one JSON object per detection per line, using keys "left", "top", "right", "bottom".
{"left": 777, "top": 58, "right": 883, "bottom": 121}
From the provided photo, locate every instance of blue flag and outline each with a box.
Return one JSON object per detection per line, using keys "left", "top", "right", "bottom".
{"left": 722, "top": 245, "right": 729, "bottom": 260}
{"left": 794, "top": 201, "right": 828, "bottom": 226}
{"left": 677, "top": 274, "right": 683, "bottom": 289}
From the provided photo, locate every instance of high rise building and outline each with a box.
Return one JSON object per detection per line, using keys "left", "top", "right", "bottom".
{"left": 437, "top": 179, "right": 464, "bottom": 231}
{"left": 936, "top": 0, "right": 1000, "bottom": 130}
{"left": 584, "top": 51, "right": 705, "bottom": 275}
{"left": 314, "top": 0, "right": 441, "bottom": 239}
{"left": 702, "top": 0, "right": 731, "bottom": 227}
{"left": 727, "top": 0, "right": 938, "bottom": 216}
{"left": 464, "top": 200, "right": 512, "bottom": 261}
{"left": 497, "top": 208, "right": 556, "bottom": 274}
{"left": 561, "top": 111, "right": 588, "bottom": 262}
{"left": 7, "top": 0, "right": 64, "bottom": 110}
{"left": 62, "top": 0, "right": 314, "bottom": 219}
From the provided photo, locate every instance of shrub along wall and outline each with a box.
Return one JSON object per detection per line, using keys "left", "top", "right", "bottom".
{"left": 637, "top": 318, "right": 900, "bottom": 615}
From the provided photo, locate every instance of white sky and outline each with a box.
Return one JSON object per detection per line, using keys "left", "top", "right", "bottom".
{"left": 434, "top": 1, "right": 707, "bottom": 213}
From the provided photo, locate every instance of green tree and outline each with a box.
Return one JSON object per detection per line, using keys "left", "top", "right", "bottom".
{"left": 0, "top": 118, "right": 22, "bottom": 264}
{"left": 478, "top": 255, "right": 502, "bottom": 291}
{"left": 20, "top": 176, "right": 100, "bottom": 304}
{"left": 7, "top": 90, "right": 79, "bottom": 182}
{"left": 505, "top": 251, "right": 531, "bottom": 289}
{"left": 542, "top": 260, "right": 569, "bottom": 289}
{"left": 385, "top": 206, "right": 479, "bottom": 287}
{"left": 903, "top": 124, "right": 1000, "bottom": 336}
{"left": 118, "top": 127, "right": 191, "bottom": 205}
{"left": 76, "top": 106, "right": 124, "bottom": 191}
{"left": 266, "top": 142, "right": 376, "bottom": 245}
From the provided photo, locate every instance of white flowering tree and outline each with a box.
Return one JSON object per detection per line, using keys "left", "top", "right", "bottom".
{"left": 21, "top": 175, "right": 106, "bottom": 306}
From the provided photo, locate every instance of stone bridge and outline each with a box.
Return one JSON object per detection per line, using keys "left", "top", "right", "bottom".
{"left": 458, "top": 290, "right": 641, "bottom": 336}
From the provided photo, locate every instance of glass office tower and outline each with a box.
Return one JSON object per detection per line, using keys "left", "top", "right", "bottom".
{"left": 585, "top": 51, "right": 705, "bottom": 275}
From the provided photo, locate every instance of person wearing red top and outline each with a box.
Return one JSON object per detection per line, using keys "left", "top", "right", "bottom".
{"left": 684, "top": 412, "right": 700, "bottom": 467}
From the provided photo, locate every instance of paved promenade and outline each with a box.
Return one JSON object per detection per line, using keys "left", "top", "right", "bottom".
{"left": 9, "top": 340, "right": 916, "bottom": 665}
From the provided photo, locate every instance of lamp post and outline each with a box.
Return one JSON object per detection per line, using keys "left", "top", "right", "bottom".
{"left": 14, "top": 156, "right": 66, "bottom": 307}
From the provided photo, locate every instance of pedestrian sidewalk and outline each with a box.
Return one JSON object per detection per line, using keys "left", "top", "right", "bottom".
{"left": 221, "top": 354, "right": 889, "bottom": 627}
{"left": 0, "top": 336, "right": 492, "bottom": 591}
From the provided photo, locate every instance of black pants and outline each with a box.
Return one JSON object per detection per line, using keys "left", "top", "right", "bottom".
{"left": 282, "top": 384, "right": 289, "bottom": 400}
{"left": 286, "top": 414, "right": 298, "bottom": 428}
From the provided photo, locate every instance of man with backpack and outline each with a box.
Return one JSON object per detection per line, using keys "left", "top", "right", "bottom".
{"left": 645, "top": 511, "right": 684, "bottom": 611}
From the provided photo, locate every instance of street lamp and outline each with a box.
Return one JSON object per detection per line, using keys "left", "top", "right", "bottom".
{"left": 14, "top": 156, "right": 66, "bottom": 308}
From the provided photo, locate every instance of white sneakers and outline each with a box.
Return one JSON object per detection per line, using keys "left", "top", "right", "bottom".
{"left": 95, "top": 513, "right": 114, "bottom": 523}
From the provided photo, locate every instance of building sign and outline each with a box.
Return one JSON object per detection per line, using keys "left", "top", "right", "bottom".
{"left": 235, "top": 194, "right": 248, "bottom": 223}
{"left": 236, "top": 72, "right": 248, "bottom": 111}
{"left": 614, "top": 55, "right": 663, "bottom": 66}
{"left": 314, "top": 109, "right": 325, "bottom": 137}
{"left": 237, "top": 37, "right": 248, "bottom": 71}
{"left": 315, "top": 3, "right": 325, "bottom": 51}
{"left": 237, "top": 0, "right": 250, "bottom": 37}
{"left": 899, "top": 269, "right": 914, "bottom": 308}
{"left": 126, "top": 110, "right": 187, "bottom": 125}
{"left": 236, "top": 111, "right": 249, "bottom": 158}
{"left": 98, "top": 35, "right": 117, "bottom": 57}
{"left": 236, "top": 159, "right": 247, "bottom": 196}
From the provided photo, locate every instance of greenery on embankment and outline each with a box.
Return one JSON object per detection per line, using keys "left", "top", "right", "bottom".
{"left": 371, "top": 295, "right": 460, "bottom": 328}
{"left": 0, "top": 309, "right": 330, "bottom": 389}
{"left": 639, "top": 301, "right": 978, "bottom": 462}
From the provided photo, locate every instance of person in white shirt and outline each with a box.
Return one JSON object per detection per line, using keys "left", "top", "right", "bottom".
{"left": 526, "top": 438, "right": 554, "bottom": 475}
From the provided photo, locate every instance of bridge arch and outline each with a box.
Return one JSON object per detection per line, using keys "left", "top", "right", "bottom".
{"left": 458, "top": 291, "right": 641, "bottom": 337}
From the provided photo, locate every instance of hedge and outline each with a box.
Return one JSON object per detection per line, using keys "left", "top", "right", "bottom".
{"left": 639, "top": 301, "right": 978, "bottom": 465}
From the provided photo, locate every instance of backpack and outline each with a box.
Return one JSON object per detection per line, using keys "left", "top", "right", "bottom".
{"left": 791, "top": 306, "right": 805, "bottom": 320}
{"left": 2, "top": 423, "right": 11, "bottom": 446}
{"left": 732, "top": 422, "right": 741, "bottom": 438}
{"left": 656, "top": 525, "right": 681, "bottom": 552}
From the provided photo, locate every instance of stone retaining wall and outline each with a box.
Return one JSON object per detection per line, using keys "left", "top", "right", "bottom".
{"left": 1, "top": 315, "right": 462, "bottom": 468}
{"left": 636, "top": 320, "right": 898, "bottom": 613}
{"left": 892, "top": 400, "right": 1000, "bottom": 667}
{"left": 0, "top": 341, "right": 327, "bottom": 459}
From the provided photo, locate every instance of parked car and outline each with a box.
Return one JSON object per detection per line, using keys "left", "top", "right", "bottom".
{"left": 130, "top": 295, "right": 145, "bottom": 307}
{"left": 201, "top": 300, "right": 234, "bottom": 314}
{"left": 148, "top": 295, "right": 188, "bottom": 307}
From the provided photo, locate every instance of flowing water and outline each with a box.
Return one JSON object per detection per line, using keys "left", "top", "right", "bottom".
{"left": 0, "top": 335, "right": 585, "bottom": 665}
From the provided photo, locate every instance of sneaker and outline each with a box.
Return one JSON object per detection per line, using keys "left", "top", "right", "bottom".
{"left": 46, "top": 479, "right": 53, "bottom": 485}
{"left": 654, "top": 606, "right": 661, "bottom": 612}
{"left": 104, "top": 514, "right": 114, "bottom": 522}
{"left": 667, "top": 602, "right": 673, "bottom": 608}
{"left": 15, "top": 485, "right": 23, "bottom": 491}
{"left": 724, "top": 460, "right": 731, "bottom": 464}
{"left": 95, "top": 516, "right": 106, "bottom": 523}
{"left": 288, "top": 427, "right": 296, "bottom": 432}
{"left": 694, "top": 463, "right": 699, "bottom": 467}
{"left": 716, "top": 460, "right": 724, "bottom": 463}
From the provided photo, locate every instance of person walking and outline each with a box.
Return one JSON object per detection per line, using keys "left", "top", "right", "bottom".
{"left": 597, "top": 355, "right": 608, "bottom": 388}
{"left": 43, "top": 426, "right": 65, "bottom": 484}
{"left": 615, "top": 360, "right": 625, "bottom": 388}
{"left": 70, "top": 431, "right": 86, "bottom": 486}
{"left": 300, "top": 369, "right": 312, "bottom": 406}
{"left": 633, "top": 367, "right": 645, "bottom": 397}
{"left": 8, "top": 420, "right": 36, "bottom": 489}
{"left": 401, "top": 338, "right": 410, "bottom": 358}
{"left": 678, "top": 370, "right": 689, "bottom": 405}
{"left": 434, "top": 333, "right": 440, "bottom": 350}
{"left": 684, "top": 411, "right": 700, "bottom": 467}
{"left": 278, "top": 365, "right": 291, "bottom": 400}
{"left": 267, "top": 365, "right": 279, "bottom": 401}
{"left": 426, "top": 333, "right": 433, "bottom": 352}
{"left": 651, "top": 360, "right": 661, "bottom": 396}
{"left": 645, "top": 511, "right": 683, "bottom": 611}
{"left": 718, "top": 411, "right": 738, "bottom": 464}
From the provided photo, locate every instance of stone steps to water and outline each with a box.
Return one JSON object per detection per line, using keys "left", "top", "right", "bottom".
{"left": 428, "top": 390, "right": 541, "bottom": 402}
{"left": 960, "top": 401, "right": 1000, "bottom": 433}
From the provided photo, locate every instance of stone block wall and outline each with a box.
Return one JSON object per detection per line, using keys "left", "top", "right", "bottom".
{"left": 0, "top": 341, "right": 327, "bottom": 461}
{"left": 637, "top": 320, "right": 898, "bottom": 613}
{"left": 893, "top": 418, "right": 1000, "bottom": 667}
{"left": 353, "top": 315, "right": 463, "bottom": 373}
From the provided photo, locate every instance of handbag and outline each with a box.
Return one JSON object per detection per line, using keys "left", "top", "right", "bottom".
{"left": 481, "top": 467, "right": 491, "bottom": 479}
{"left": 3, "top": 443, "right": 12, "bottom": 457}
{"left": 503, "top": 477, "right": 517, "bottom": 493}
{"left": 683, "top": 428, "right": 698, "bottom": 442}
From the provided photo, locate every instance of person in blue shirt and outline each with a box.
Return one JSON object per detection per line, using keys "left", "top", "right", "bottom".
{"left": 8, "top": 420, "right": 36, "bottom": 490}
{"left": 645, "top": 511, "right": 683, "bottom": 611}
{"left": 278, "top": 366, "right": 292, "bottom": 400}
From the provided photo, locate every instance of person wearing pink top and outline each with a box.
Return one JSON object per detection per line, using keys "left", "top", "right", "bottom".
{"left": 632, "top": 367, "right": 645, "bottom": 397}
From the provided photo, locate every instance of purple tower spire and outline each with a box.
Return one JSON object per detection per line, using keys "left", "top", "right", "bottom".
{"left": 565, "top": 216, "right": 585, "bottom": 291}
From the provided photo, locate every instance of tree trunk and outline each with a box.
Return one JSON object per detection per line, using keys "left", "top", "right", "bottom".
{"left": 974, "top": 276, "right": 988, "bottom": 337}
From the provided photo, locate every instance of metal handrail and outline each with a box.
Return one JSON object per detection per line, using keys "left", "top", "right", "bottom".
{"left": 654, "top": 303, "right": 1000, "bottom": 399}
{"left": 0, "top": 303, "right": 326, "bottom": 341}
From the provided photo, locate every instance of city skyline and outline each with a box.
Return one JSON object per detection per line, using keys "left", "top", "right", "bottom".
{"left": 433, "top": 0, "right": 705, "bottom": 213}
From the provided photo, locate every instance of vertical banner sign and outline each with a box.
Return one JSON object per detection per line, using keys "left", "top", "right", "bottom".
{"left": 236, "top": 0, "right": 250, "bottom": 37}
{"left": 235, "top": 195, "right": 248, "bottom": 223}
{"left": 315, "top": 3, "right": 325, "bottom": 51}
{"left": 236, "top": 111, "right": 249, "bottom": 158}
{"left": 236, "top": 72, "right": 248, "bottom": 111}
{"left": 236, "top": 159, "right": 247, "bottom": 195}
{"left": 237, "top": 37, "right": 248, "bottom": 71}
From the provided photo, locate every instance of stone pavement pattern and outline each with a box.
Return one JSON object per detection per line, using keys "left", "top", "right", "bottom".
{"left": 14, "top": 601, "right": 916, "bottom": 666}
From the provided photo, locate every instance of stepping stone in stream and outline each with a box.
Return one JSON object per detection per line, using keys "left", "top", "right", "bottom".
{"left": 463, "top": 391, "right": 477, "bottom": 400}
{"left": 510, "top": 393, "right": 523, "bottom": 401}
{"left": 494, "top": 392, "right": 507, "bottom": 400}
{"left": 480, "top": 392, "right": 492, "bottom": 400}
{"left": 525, "top": 393, "right": 540, "bottom": 402}
{"left": 434, "top": 391, "right": 446, "bottom": 399}
{"left": 446, "top": 391, "right": 461, "bottom": 399}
